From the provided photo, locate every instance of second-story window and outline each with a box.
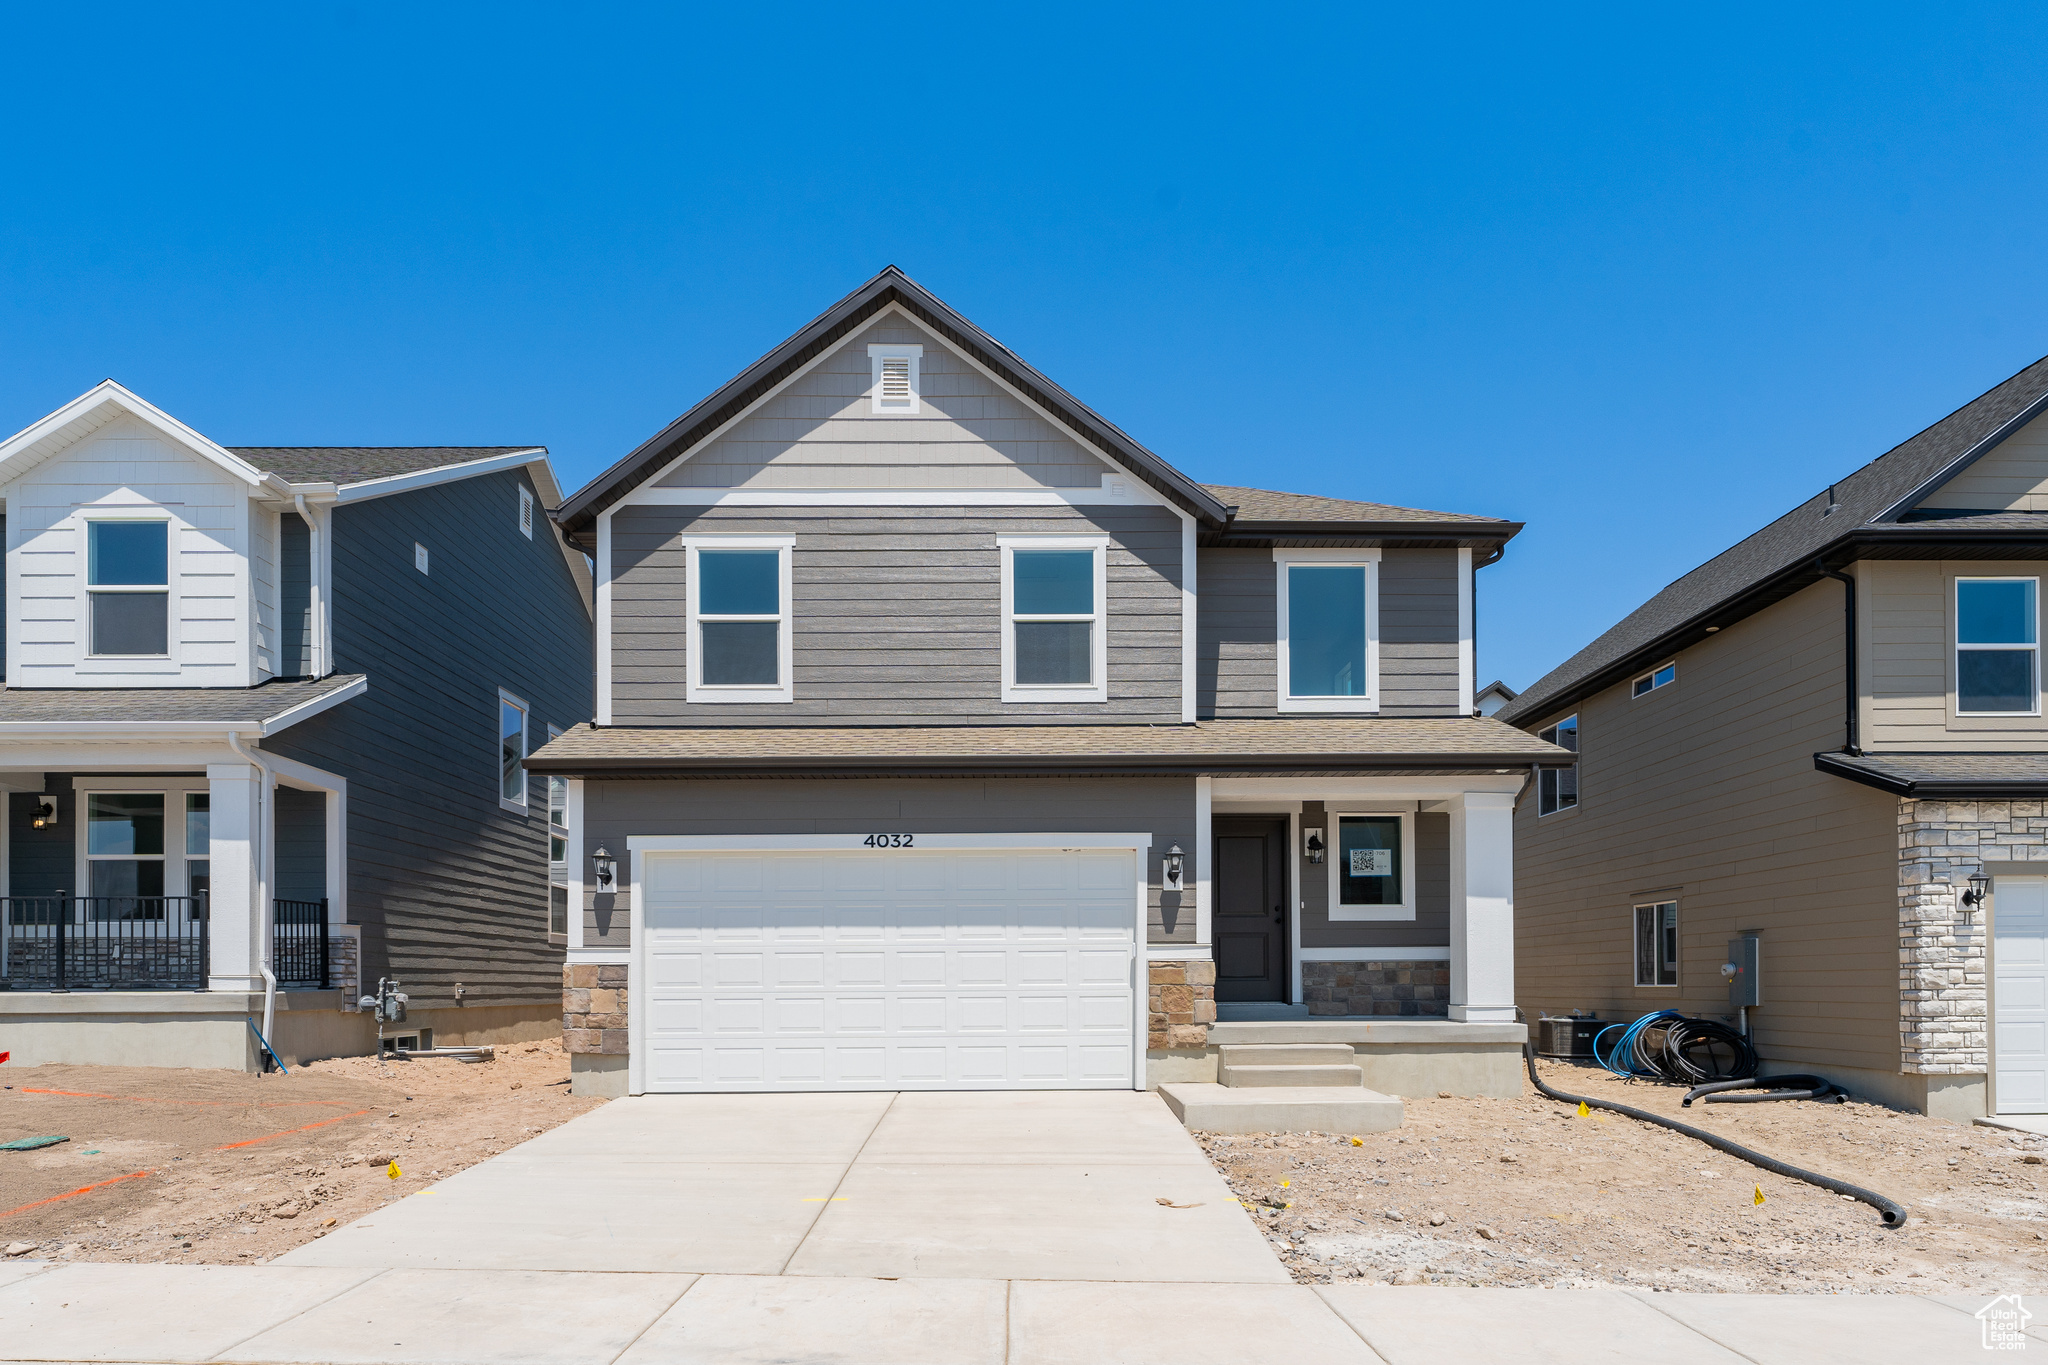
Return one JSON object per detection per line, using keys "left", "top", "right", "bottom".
{"left": 547, "top": 725, "right": 568, "bottom": 941}
{"left": 1275, "top": 551, "right": 1380, "bottom": 712}
{"left": 498, "top": 690, "right": 529, "bottom": 812}
{"left": 1538, "top": 714, "right": 1579, "bottom": 816}
{"left": 87, "top": 519, "right": 170, "bottom": 657}
{"left": 684, "top": 537, "right": 795, "bottom": 703}
{"left": 1000, "top": 537, "right": 1107, "bottom": 702}
{"left": 1957, "top": 577, "right": 2039, "bottom": 714}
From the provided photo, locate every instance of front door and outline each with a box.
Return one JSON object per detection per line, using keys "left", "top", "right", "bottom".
{"left": 1997, "top": 876, "right": 2048, "bottom": 1114}
{"left": 1213, "top": 817, "right": 1288, "bottom": 1002}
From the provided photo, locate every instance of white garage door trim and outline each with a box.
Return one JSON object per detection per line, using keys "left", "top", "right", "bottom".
{"left": 625, "top": 833, "right": 1151, "bottom": 1095}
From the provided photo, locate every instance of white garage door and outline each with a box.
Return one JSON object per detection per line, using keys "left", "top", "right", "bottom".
{"left": 1997, "top": 875, "right": 2048, "bottom": 1115}
{"left": 638, "top": 847, "right": 1138, "bottom": 1092}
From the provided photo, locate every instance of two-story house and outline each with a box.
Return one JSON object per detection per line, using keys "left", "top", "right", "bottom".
{"left": 1504, "top": 354, "right": 2048, "bottom": 1123}
{"left": 0, "top": 380, "right": 593, "bottom": 1070}
{"left": 529, "top": 267, "right": 1571, "bottom": 1124}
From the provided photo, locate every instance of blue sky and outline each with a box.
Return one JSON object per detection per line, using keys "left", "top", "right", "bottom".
{"left": 5, "top": 5, "right": 2047, "bottom": 692}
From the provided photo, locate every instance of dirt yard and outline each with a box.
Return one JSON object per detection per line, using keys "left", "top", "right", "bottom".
{"left": 0, "top": 1040, "right": 604, "bottom": 1264}
{"left": 1201, "top": 1056, "right": 2048, "bottom": 1295}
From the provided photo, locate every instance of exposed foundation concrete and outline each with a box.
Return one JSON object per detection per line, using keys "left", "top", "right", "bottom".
{"left": 1784, "top": 1060, "right": 1988, "bottom": 1120}
{"left": 1143, "top": 1049, "right": 1217, "bottom": 1086}
{"left": 1155, "top": 1020, "right": 1528, "bottom": 1100}
{"left": 1158, "top": 1082, "right": 1404, "bottom": 1134}
{"left": 571, "top": 1053, "right": 629, "bottom": 1098}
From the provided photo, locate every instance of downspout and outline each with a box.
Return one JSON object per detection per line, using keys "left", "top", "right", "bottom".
{"left": 1813, "top": 559, "right": 1860, "bottom": 755}
{"left": 293, "top": 495, "right": 324, "bottom": 678}
{"left": 227, "top": 731, "right": 278, "bottom": 1053}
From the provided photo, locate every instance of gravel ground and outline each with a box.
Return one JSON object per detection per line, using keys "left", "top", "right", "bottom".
{"left": 0, "top": 1040, "right": 602, "bottom": 1264}
{"left": 1200, "top": 1057, "right": 2048, "bottom": 1295}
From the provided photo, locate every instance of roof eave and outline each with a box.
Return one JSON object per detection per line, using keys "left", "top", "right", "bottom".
{"left": 1208, "top": 519, "right": 1524, "bottom": 547}
{"left": 1812, "top": 751, "right": 2048, "bottom": 798}
{"left": 525, "top": 750, "right": 1574, "bottom": 778}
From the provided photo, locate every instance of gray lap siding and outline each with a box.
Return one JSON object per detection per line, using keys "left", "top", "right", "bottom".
{"left": 608, "top": 504, "right": 1185, "bottom": 725}
{"left": 1197, "top": 547, "right": 1462, "bottom": 718}
{"left": 580, "top": 775, "right": 1196, "bottom": 947}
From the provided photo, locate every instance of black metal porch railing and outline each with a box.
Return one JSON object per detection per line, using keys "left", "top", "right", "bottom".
{"left": 0, "top": 896, "right": 209, "bottom": 990}
{"left": 273, "top": 899, "right": 330, "bottom": 989}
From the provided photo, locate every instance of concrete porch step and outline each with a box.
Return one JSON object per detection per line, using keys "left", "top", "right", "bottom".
{"left": 1217, "top": 1063, "right": 1365, "bottom": 1089}
{"left": 1157, "top": 1082, "right": 1403, "bottom": 1135}
{"left": 1216, "top": 1043, "right": 1356, "bottom": 1068}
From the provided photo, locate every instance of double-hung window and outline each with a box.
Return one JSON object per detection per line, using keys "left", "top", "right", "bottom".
{"left": 85, "top": 792, "right": 166, "bottom": 918}
{"left": 1000, "top": 537, "right": 1107, "bottom": 702}
{"left": 498, "top": 690, "right": 529, "bottom": 812}
{"left": 1634, "top": 901, "right": 1679, "bottom": 986}
{"left": 1957, "top": 577, "right": 2040, "bottom": 714}
{"left": 684, "top": 537, "right": 795, "bottom": 703}
{"left": 86, "top": 519, "right": 170, "bottom": 657}
{"left": 1327, "top": 810, "right": 1416, "bottom": 921}
{"left": 1538, "top": 714, "right": 1579, "bottom": 816}
{"left": 1275, "top": 550, "right": 1380, "bottom": 712}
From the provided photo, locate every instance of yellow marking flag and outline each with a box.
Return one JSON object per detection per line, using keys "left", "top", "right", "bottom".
{"left": 387, "top": 1161, "right": 401, "bottom": 1180}
{"left": 1351, "top": 1137, "right": 1363, "bottom": 1146}
{"left": 1753, "top": 1185, "right": 1766, "bottom": 1207}
{"left": 1576, "top": 1102, "right": 1590, "bottom": 1117}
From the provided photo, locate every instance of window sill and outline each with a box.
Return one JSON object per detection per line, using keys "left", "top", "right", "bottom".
{"left": 1277, "top": 697, "right": 1381, "bottom": 714}
{"left": 685, "top": 687, "right": 795, "bottom": 705}
{"left": 1002, "top": 686, "right": 1107, "bottom": 704}
{"left": 499, "top": 797, "right": 530, "bottom": 817}
{"left": 1327, "top": 904, "right": 1417, "bottom": 922}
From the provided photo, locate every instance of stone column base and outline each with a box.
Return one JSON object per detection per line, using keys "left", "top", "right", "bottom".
{"left": 1147, "top": 959, "right": 1216, "bottom": 1050}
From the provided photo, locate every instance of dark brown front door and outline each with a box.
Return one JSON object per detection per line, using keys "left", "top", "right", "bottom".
{"left": 1213, "top": 816, "right": 1288, "bottom": 1002}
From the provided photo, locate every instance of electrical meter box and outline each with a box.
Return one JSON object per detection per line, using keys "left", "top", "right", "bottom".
{"left": 1727, "top": 935, "right": 1761, "bottom": 1009}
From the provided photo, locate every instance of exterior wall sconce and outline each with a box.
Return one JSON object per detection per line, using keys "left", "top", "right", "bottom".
{"left": 1960, "top": 872, "right": 1990, "bottom": 917}
{"left": 592, "top": 847, "right": 617, "bottom": 893}
{"left": 1162, "top": 844, "right": 1185, "bottom": 891}
{"left": 31, "top": 796, "right": 57, "bottom": 829}
{"left": 1304, "top": 830, "right": 1326, "bottom": 865}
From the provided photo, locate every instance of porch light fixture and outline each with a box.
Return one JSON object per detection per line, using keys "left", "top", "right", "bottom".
{"left": 1162, "top": 843, "right": 1185, "bottom": 891}
{"left": 1304, "top": 829, "right": 1325, "bottom": 865}
{"left": 592, "top": 847, "right": 617, "bottom": 893}
{"left": 30, "top": 796, "right": 57, "bottom": 830}
{"left": 1960, "top": 872, "right": 1990, "bottom": 917}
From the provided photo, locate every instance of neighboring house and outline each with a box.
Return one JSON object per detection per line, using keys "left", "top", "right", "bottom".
{"left": 0, "top": 381, "right": 593, "bottom": 1070}
{"left": 1502, "top": 354, "right": 2048, "bottom": 1120}
{"left": 1475, "top": 680, "right": 1517, "bottom": 717}
{"left": 530, "top": 267, "right": 1572, "bottom": 1107}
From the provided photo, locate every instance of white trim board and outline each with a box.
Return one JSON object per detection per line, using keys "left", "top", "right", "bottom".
{"left": 624, "top": 484, "right": 1170, "bottom": 508}
{"left": 1299, "top": 945, "right": 1450, "bottom": 962}
{"left": 625, "top": 832, "right": 1152, "bottom": 853}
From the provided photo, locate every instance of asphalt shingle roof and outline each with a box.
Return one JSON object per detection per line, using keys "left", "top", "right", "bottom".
{"left": 527, "top": 717, "right": 1574, "bottom": 775}
{"left": 228, "top": 447, "right": 540, "bottom": 486}
{"left": 1500, "top": 354, "right": 2048, "bottom": 728}
{"left": 1205, "top": 485, "right": 1511, "bottom": 526}
{"left": 0, "top": 674, "right": 365, "bottom": 726}
{"left": 1815, "top": 751, "right": 2048, "bottom": 797}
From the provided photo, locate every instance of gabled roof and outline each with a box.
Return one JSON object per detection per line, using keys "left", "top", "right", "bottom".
{"left": 229, "top": 446, "right": 541, "bottom": 486}
{"left": 1205, "top": 485, "right": 1508, "bottom": 525}
{"left": 555, "top": 267, "right": 1236, "bottom": 538}
{"left": 1501, "top": 353, "right": 2048, "bottom": 728}
{"left": 0, "top": 380, "right": 284, "bottom": 493}
{"left": 0, "top": 674, "right": 365, "bottom": 735}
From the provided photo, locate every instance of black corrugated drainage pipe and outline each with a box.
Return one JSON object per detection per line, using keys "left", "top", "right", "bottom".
{"left": 1814, "top": 559, "right": 1860, "bottom": 754}
{"left": 1522, "top": 1042, "right": 1907, "bottom": 1228}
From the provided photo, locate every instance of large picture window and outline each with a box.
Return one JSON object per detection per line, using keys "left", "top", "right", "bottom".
{"left": 684, "top": 537, "right": 794, "bottom": 703}
{"left": 87, "top": 519, "right": 170, "bottom": 657}
{"left": 1538, "top": 715, "right": 1579, "bottom": 816}
{"left": 1000, "top": 537, "right": 1107, "bottom": 702}
{"left": 1634, "top": 901, "right": 1679, "bottom": 987}
{"left": 1957, "top": 577, "right": 2039, "bottom": 715}
{"left": 1326, "top": 810, "right": 1415, "bottom": 921}
{"left": 1275, "top": 551, "right": 1379, "bottom": 712}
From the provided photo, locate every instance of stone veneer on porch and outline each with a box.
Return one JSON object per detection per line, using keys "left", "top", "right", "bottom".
{"left": 1303, "top": 960, "right": 1450, "bottom": 1017}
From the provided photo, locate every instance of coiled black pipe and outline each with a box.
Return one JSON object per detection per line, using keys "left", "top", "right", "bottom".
{"left": 1683, "top": 1075, "right": 1845, "bottom": 1107}
{"left": 1522, "top": 1042, "right": 1907, "bottom": 1228}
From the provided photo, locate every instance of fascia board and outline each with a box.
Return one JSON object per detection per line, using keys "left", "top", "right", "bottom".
{"left": 331, "top": 448, "right": 550, "bottom": 503}
{"left": 0, "top": 677, "right": 366, "bottom": 739}
{"left": 0, "top": 381, "right": 270, "bottom": 488}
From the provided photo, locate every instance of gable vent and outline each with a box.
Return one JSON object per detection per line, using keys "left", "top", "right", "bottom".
{"left": 519, "top": 485, "right": 535, "bottom": 539}
{"left": 868, "top": 343, "right": 922, "bottom": 415}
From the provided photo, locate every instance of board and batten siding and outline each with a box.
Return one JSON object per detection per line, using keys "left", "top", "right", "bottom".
{"left": 580, "top": 775, "right": 1197, "bottom": 949}
{"left": 1918, "top": 408, "right": 2048, "bottom": 510}
{"left": 655, "top": 314, "right": 1115, "bottom": 490}
{"left": 1513, "top": 580, "right": 1901, "bottom": 1075}
{"left": 1862, "top": 557, "right": 2048, "bottom": 751}
{"left": 4, "top": 417, "right": 252, "bottom": 687}
{"left": 1196, "top": 547, "right": 1463, "bottom": 718}
{"left": 609, "top": 503, "right": 1185, "bottom": 725}
{"left": 265, "top": 467, "right": 594, "bottom": 1014}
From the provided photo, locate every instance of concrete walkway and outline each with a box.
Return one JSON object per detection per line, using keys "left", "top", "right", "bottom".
{"left": 0, "top": 1092, "right": 2027, "bottom": 1362}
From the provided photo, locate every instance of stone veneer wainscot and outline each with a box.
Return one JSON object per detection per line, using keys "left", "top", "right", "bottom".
{"left": 1898, "top": 798, "right": 2005, "bottom": 1077}
{"left": 1303, "top": 960, "right": 1450, "bottom": 1017}
{"left": 563, "top": 963, "right": 629, "bottom": 1056}
{"left": 1148, "top": 960, "right": 1216, "bottom": 1050}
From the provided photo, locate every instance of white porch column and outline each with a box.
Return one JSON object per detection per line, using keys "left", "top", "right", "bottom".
{"left": 206, "top": 763, "right": 263, "bottom": 992}
{"left": 1448, "top": 789, "right": 1518, "bottom": 1023}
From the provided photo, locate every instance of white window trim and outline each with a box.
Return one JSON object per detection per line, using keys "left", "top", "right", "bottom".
{"left": 1955, "top": 576, "right": 2042, "bottom": 717}
{"left": 1631, "top": 661, "right": 1677, "bottom": 698}
{"left": 1537, "top": 714, "right": 1579, "bottom": 817}
{"left": 1273, "top": 548, "right": 1381, "bottom": 713}
{"left": 546, "top": 723, "right": 568, "bottom": 942}
{"left": 683, "top": 535, "right": 795, "bottom": 704}
{"left": 498, "top": 688, "right": 530, "bottom": 814}
{"left": 73, "top": 787, "right": 182, "bottom": 919}
{"left": 998, "top": 535, "right": 1108, "bottom": 703}
{"left": 519, "top": 486, "right": 535, "bottom": 540}
{"left": 1325, "top": 807, "right": 1417, "bottom": 922}
{"left": 868, "top": 343, "right": 923, "bottom": 416}
{"left": 1634, "top": 900, "right": 1680, "bottom": 988}
{"left": 78, "top": 512, "right": 177, "bottom": 671}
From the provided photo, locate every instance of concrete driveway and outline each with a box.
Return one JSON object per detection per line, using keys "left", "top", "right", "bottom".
{"left": 278, "top": 1089, "right": 1289, "bottom": 1283}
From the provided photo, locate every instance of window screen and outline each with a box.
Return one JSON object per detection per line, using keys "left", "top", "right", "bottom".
{"left": 87, "top": 521, "right": 169, "bottom": 656}
{"left": 1010, "top": 549, "right": 1095, "bottom": 687}
{"left": 698, "top": 550, "right": 782, "bottom": 686}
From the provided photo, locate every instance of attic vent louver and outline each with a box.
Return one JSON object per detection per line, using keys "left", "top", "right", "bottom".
{"left": 868, "top": 343, "right": 922, "bottom": 415}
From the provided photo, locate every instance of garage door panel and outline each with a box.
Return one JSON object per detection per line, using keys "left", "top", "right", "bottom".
{"left": 640, "top": 848, "right": 1138, "bottom": 1092}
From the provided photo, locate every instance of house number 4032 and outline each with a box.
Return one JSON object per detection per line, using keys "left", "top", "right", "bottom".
{"left": 862, "top": 834, "right": 914, "bottom": 848}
